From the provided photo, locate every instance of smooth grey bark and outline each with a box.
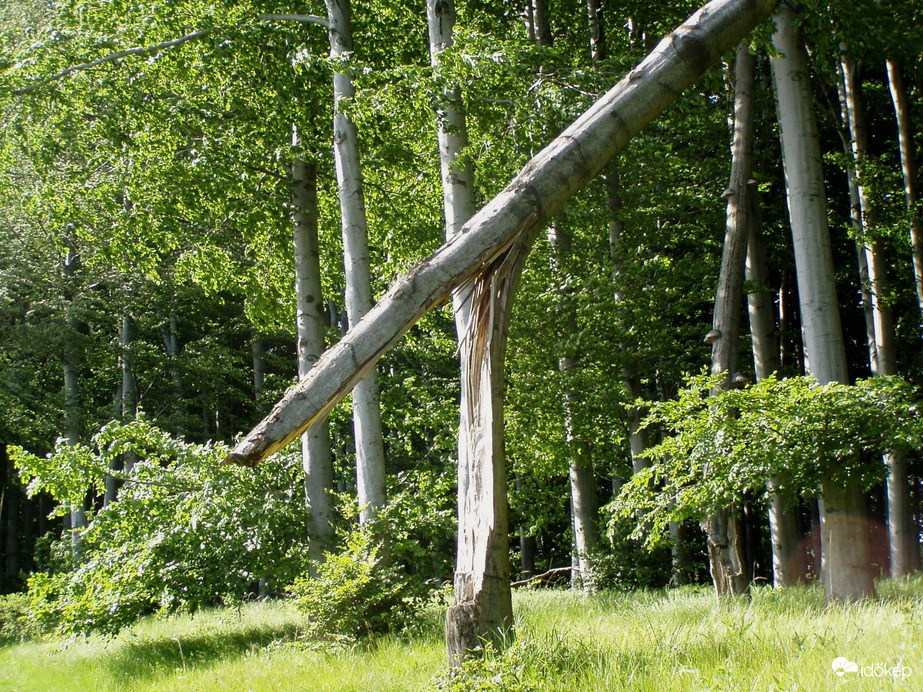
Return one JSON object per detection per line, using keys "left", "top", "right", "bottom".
{"left": 292, "top": 155, "right": 336, "bottom": 574}
{"left": 704, "top": 41, "right": 754, "bottom": 599}
{"left": 62, "top": 242, "right": 86, "bottom": 554}
{"left": 227, "top": 0, "right": 781, "bottom": 465}
{"left": 770, "top": 6, "right": 874, "bottom": 601}
{"left": 325, "top": 0, "right": 387, "bottom": 524}
{"left": 549, "top": 223, "right": 600, "bottom": 594}
{"left": 428, "top": 0, "right": 514, "bottom": 659}
{"left": 841, "top": 57, "right": 917, "bottom": 578}
{"left": 746, "top": 203, "right": 800, "bottom": 587}
{"left": 161, "top": 306, "right": 184, "bottom": 436}
{"left": 886, "top": 59, "right": 923, "bottom": 324}
{"left": 531, "top": 7, "right": 599, "bottom": 595}
{"left": 105, "top": 313, "right": 137, "bottom": 506}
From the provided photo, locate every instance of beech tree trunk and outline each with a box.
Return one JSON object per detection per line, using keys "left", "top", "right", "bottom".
{"left": 105, "top": 312, "right": 137, "bottom": 506}
{"left": 429, "top": 0, "right": 516, "bottom": 659}
{"left": 62, "top": 241, "right": 86, "bottom": 554}
{"left": 704, "top": 41, "right": 755, "bottom": 599}
{"left": 228, "top": 0, "right": 780, "bottom": 467}
{"left": 770, "top": 6, "right": 875, "bottom": 601}
{"left": 229, "top": 2, "right": 779, "bottom": 633}
{"left": 886, "top": 59, "right": 923, "bottom": 324}
{"left": 841, "top": 57, "right": 918, "bottom": 578}
{"left": 549, "top": 224, "right": 600, "bottom": 594}
{"left": 747, "top": 205, "right": 800, "bottom": 586}
{"left": 161, "top": 306, "right": 184, "bottom": 436}
{"left": 325, "top": 0, "right": 387, "bottom": 524}
{"left": 292, "top": 155, "right": 336, "bottom": 574}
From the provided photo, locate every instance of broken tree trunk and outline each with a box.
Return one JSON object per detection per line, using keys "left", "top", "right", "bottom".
{"left": 428, "top": 0, "right": 515, "bottom": 662}
{"left": 228, "top": 0, "right": 777, "bottom": 663}
{"left": 226, "top": 0, "right": 779, "bottom": 469}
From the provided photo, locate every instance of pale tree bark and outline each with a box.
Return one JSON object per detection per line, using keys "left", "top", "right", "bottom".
{"left": 325, "top": 0, "right": 387, "bottom": 524}
{"left": 833, "top": 62, "right": 879, "bottom": 368}
{"left": 549, "top": 224, "right": 600, "bottom": 593}
{"left": 161, "top": 305, "right": 184, "bottom": 436}
{"left": 292, "top": 153, "right": 336, "bottom": 575}
{"left": 62, "top": 240, "right": 86, "bottom": 554}
{"left": 770, "top": 6, "right": 875, "bottom": 601}
{"left": 228, "top": 0, "right": 780, "bottom": 468}
{"left": 747, "top": 203, "right": 800, "bottom": 587}
{"left": 105, "top": 313, "right": 138, "bottom": 506}
{"left": 594, "top": 6, "right": 682, "bottom": 579}
{"left": 841, "top": 57, "right": 918, "bottom": 578}
{"left": 529, "top": 0, "right": 600, "bottom": 595}
{"left": 886, "top": 60, "right": 923, "bottom": 324}
{"left": 704, "top": 41, "right": 755, "bottom": 600}
{"left": 429, "top": 0, "right": 515, "bottom": 658}
{"left": 226, "top": 0, "right": 780, "bottom": 658}
{"left": 835, "top": 65, "right": 878, "bottom": 368}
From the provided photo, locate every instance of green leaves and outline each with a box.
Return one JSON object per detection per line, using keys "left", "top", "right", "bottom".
{"left": 14, "top": 417, "right": 309, "bottom": 636}
{"left": 611, "top": 374, "right": 923, "bottom": 547}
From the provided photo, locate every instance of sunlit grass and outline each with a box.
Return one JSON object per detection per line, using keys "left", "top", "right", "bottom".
{"left": 3, "top": 576, "right": 923, "bottom": 691}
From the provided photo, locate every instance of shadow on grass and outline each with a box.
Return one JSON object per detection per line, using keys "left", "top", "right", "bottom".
{"left": 106, "top": 620, "right": 304, "bottom": 681}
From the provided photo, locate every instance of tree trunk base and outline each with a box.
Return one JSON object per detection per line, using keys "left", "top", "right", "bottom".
{"left": 445, "top": 599, "right": 513, "bottom": 666}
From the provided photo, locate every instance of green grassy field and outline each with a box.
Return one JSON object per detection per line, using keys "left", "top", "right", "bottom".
{"left": 2, "top": 578, "right": 922, "bottom": 691}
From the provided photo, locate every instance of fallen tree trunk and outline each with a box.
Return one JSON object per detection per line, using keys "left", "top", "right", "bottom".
{"left": 226, "top": 0, "right": 779, "bottom": 467}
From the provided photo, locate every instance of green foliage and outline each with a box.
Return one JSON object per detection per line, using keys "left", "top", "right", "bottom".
{"left": 611, "top": 374, "right": 923, "bottom": 547}
{"left": 290, "top": 523, "right": 432, "bottom": 641}
{"left": 11, "top": 417, "right": 308, "bottom": 637}
{"left": 0, "top": 592, "right": 46, "bottom": 644}
{"left": 434, "top": 642, "right": 537, "bottom": 692}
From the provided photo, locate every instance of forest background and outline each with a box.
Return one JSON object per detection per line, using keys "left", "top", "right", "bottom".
{"left": 1, "top": 0, "right": 923, "bottom": 668}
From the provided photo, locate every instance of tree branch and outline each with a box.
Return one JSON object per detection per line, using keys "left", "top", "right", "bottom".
{"left": 13, "top": 29, "right": 214, "bottom": 95}
{"left": 258, "top": 14, "right": 330, "bottom": 29}
{"left": 511, "top": 566, "right": 572, "bottom": 587}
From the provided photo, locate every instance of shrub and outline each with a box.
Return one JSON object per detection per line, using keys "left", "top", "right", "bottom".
{"left": 290, "top": 524, "right": 432, "bottom": 640}
{"left": 0, "top": 591, "right": 48, "bottom": 643}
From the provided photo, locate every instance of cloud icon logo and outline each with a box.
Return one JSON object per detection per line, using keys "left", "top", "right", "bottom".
{"left": 832, "top": 657, "right": 859, "bottom": 677}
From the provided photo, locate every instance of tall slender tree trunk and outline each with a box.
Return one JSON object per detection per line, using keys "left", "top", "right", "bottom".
{"left": 292, "top": 154, "right": 336, "bottom": 575}
{"left": 704, "top": 41, "right": 755, "bottom": 599}
{"left": 549, "top": 224, "right": 600, "bottom": 593}
{"left": 747, "top": 203, "right": 800, "bottom": 586}
{"left": 252, "top": 338, "right": 266, "bottom": 403}
{"left": 62, "top": 241, "right": 86, "bottom": 555}
{"left": 841, "top": 57, "right": 918, "bottom": 578}
{"left": 428, "top": 0, "right": 513, "bottom": 662}
{"left": 770, "top": 6, "right": 875, "bottom": 601}
{"left": 105, "top": 313, "right": 137, "bottom": 506}
{"left": 325, "top": 0, "right": 387, "bottom": 524}
{"left": 528, "top": 0, "right": 600, "bottom": 594}
{"left": 161, "top": 304, "right": 184, "bottom": 436}
{"left": 886, "top": 59, "right": 923, "bottom": 324}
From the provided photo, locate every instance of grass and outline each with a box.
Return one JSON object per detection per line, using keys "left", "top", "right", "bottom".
{"left": 2, "top": 577, "right": 922, "bottom": 691}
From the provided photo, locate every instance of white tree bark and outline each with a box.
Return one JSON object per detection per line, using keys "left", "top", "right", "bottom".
{"left": 886, "top": 59, "right": 923, "bottom": 324}
{"left": 705, "top": 41, "right": 755, "bottom": 599}
{"left": 770, "top": 6, "right": 874, "bottom": 601}
{"left": 428, "top": 0, "right": 515, "bottom": 660}
{"left": 62, "top": 241, "right": 86, "bottom": 554}
{"left": 747, "top": 206, "right": 800, "bottom": 587}
{"left": 227, "top": 0, "right": 780, "bottom": 469}
{"left": 841, "top": 57, "right": 918, "bottom": 578}
{"left": 549, "top": 223, "right": 600, "bottom": 594}
{"left": 325, "top": 0, "right": 387, "bottom": 524}
{"left": 292, "top": 154, "right": 336, "bottom": 574}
